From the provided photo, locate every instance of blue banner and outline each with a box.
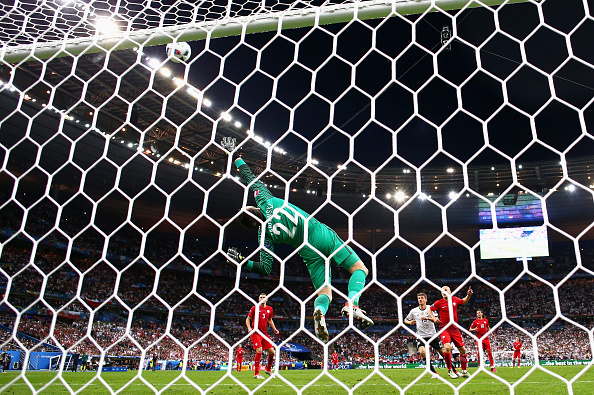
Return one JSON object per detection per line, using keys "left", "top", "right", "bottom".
{"left": 102, "top": 367, "right": 128, "bottom": 372}
{"left": 29, "top": 352, "right": 61, "bottom": 370}
{"left": 279, "top": 343, "right": 310, "bottom": 353}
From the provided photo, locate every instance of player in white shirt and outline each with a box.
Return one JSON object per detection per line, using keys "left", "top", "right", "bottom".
{"left": 405, "top": 292, "right": 445, "bottom": 378}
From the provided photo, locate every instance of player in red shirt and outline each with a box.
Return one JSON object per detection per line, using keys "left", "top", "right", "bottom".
{"left": 430, "top": 286, "right": 473, "bottom": 379}
{"left": 512, "top": 337, "right": 523, "bottom": 368}
{"left": 331, "top": 351, "right": 340, "bottom": 370}
{"left": 235, "top": 344, "right": 245, "bottom": 372}
{"left": 470, "top": 309, "right": 496, "bottom": 372}
{"left": 246, "top": 293, "right": 279, "bottom": 379}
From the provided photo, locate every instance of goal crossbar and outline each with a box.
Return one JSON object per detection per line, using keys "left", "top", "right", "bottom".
{"left": 2, "top": 0, "right": 535, "bottom": 64}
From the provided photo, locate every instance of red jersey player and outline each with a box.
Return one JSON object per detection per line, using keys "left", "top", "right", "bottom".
{"left": 430, "top": 285, "right": 473, "bottom": 379}
{"left": 246, "top": 293, "right": 279, "bottom": 379}
{"left": 331, "top": 351, "right": 339, "bottom": 370}
{"left": 470, "top": 309, "right": 496, "bottom": 372}
{"left": 512, "top": 337, "right": 523, "bottom": 368}
{"left": 235, "top": 344, "right": 245, "bottom": 372}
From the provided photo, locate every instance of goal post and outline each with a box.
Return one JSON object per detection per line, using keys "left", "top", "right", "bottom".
{"left": 2, "top": 0, "right": 536, "bottom": 64}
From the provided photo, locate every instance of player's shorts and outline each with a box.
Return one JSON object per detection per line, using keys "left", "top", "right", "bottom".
{"left": 513, "top": 351, "right": 522, "bottom": 359}
{"left": 440, "top": 328, "right": 465, "bottom": 348}
{"left": 300, "top": 224, "right": 361, "bottom": 290}
{"left": 416, "top": 337, "right": 443, "bottom": 352}
{"left": 476, "top": 338, "right": 491, "bottom": 351}
{"left": 250, "top": 333, "right": 274, "bottom": 351}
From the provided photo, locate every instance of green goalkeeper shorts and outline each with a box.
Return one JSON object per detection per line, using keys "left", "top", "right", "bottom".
{"left": 299, "top": 224, "right": 361, "bottom": 290}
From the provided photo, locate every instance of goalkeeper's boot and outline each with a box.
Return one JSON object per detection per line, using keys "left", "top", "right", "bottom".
{"left": 341, "top": 303, "right": 374, "bottom": 329}
{"left": 448, "top": 370, "right": 458, "bottom": 379}
{"left": 313, "top": 309, "right": 329, "bottom": 343}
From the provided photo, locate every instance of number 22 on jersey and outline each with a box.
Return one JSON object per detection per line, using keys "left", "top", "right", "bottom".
{"left": 271, "top": 207, "right": 298, "bottom": 238}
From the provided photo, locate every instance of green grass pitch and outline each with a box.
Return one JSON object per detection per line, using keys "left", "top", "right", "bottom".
{"left": 0, "top": 366, "right": 592, "bottom": 394}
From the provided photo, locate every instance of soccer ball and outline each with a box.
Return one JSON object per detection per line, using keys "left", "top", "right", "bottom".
{"left": 166, "top": 42, "right": 191, "bottom": 63}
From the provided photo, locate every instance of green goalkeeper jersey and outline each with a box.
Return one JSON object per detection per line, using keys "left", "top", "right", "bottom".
{"left": 235, "top": 158, "right": 323, "bottom": 274}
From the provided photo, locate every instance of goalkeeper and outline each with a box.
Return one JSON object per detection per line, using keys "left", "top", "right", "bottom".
{"left": 228, "top": 157, "right": 373, "bottom": 342}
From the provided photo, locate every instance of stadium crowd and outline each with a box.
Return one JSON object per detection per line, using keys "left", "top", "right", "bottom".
{"left": 1, "top": 310, "right": 591, "bottom": 367}
{"left": 0, "top": 195, "right": 592, "bottom": 368}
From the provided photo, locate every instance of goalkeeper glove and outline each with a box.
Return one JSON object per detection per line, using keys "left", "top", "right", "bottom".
{"left": 227, "top": 247, "right": 244, "bottom": 264}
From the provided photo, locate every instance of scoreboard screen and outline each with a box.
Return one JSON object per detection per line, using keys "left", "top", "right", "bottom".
{"left": 479, "top": 225, "right": 549, "bottom": 259}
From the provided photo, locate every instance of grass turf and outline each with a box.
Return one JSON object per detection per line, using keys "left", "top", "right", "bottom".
{"left": 0, "top": 366, "right": 592, "bottom": 394}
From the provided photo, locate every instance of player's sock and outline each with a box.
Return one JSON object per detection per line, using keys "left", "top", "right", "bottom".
{"left": 444, "top": 352, "right": 452, "bottom": 371}
{"left": 460, "top": 355, "right": 467, "bottom": 371}
{"left": 314, "top": 294, "right": 330, "bottom": 316}
{"left": 254, "top": 353, "right": 261, "bottom": 376}
{"left": 266, "top": 354, "right": 274, "bottom": 371}
{"left": 430, "top": 363, "right": 436, "bottom": 373}
{"left": 488, "top": 350, "right": 494, "bottom": 367}
{"left": 347, "top": 270, "right": 367, "bottom": 306}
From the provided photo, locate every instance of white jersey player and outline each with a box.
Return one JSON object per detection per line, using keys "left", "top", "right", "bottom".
{"left": 404, "top": 292, "right": 445, "bottom": 378}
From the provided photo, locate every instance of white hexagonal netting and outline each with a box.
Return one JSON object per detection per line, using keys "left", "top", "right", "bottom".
{"left": 1, "top": 0, "right": 593, "bottom": 394}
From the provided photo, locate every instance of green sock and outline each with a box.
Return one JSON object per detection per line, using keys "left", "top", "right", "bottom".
{"left": 348, "top": 270, "right": 367, "bottom": 306}
{"left": 314, "top": 294, "right": 330, "bottom": 316}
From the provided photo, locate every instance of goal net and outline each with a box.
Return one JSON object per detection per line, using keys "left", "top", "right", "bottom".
{"left": 1, "top": 0, "right": 593, "bottom": 393}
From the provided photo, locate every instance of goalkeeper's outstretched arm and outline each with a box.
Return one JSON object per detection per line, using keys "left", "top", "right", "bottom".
{"left": 234, "top": 158, "right": 274, "bottom": 206}
{"left": 231, "top": 157, "right": 276, "bottom": 276}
